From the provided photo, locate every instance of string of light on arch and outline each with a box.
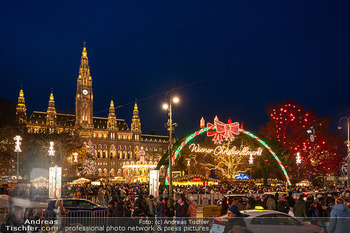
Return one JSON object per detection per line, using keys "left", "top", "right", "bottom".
{"left": 165, "top": 122, "right": 292, "bottom": 186}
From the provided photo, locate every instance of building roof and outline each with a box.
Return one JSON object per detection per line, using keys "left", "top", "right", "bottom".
{"left": 93, "top": 117, "right": 129, "bottom": 131}
{"left": 141, "top": 134, "right": 168, "bottom": 142}
{"left": 28, "top": 111, "right": 129, "bottom": 131}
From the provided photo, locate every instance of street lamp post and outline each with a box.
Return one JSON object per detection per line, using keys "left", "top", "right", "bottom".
{"left": 14, "top": 135, "right": 22, "bottom": 180}
{"left": 338, "top": 117, "right": 350, "bottom": 189}
{"left": 163, "top": 91, "right": 179, "bottom": 197}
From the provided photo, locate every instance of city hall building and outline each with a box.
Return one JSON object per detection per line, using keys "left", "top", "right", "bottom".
{"left": 15, "top": 45, "right": 168, "bottom": 179}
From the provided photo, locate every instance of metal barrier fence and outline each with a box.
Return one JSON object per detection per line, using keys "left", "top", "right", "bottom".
{"left": 53, "top": 217, "right": 341, "bottom": 233}
{"left": 31, "top": 193, "right": 226, "bottom": 206}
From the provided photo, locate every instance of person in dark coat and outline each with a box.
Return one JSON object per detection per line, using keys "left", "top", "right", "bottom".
{"left": 165, "top": 197, "right": 175, "bottom": 217}
{"left": 123, "top": 196, "right": 132, "bottom": 217}
{"left": 156, "top": 198, "right": 166, "bottom": 217}
{"left": 223, "top": 205, "right": 250, "bottom": 233}
{"left": 134, "top": 195, "right": 148, "bottom": 216}
{"left": 293, "top": 195, "right": 307, "bottom": 218}
{"left": 277, "top": 196, "right": 290, "bottom": 214}
{"left": 175, "top": 197, "right": 187, "bottom": 217}
{"left": 247, "top": 195, "right": 255, "bottom": 210}
{"left": 221, "top": 196, "right": 229, "bottom": 215}
{"left": 114, "top": 199, "right": 124, "bottom": 217}
{"left": 286, "top": 192, "right": 295, "bottom": 208}
{"left": 327, "top": 198, "right": 350, "bottom": 233}
{"left": 175, "top": 197, "right": 187, "bottom": 233}
{"left": 107, "top": 200, "right": 116, "bottom": 217}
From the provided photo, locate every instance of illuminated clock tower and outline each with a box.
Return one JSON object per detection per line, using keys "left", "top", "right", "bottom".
{"left": 75, "top": 43, "right": 93, "bottom": 136}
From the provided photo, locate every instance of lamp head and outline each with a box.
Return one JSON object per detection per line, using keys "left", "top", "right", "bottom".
{"left": 173, "top": 97, "right": 179, "bottom": 103}
{"left": 162, "top": 104, "right": 169, "bottom": 110}
{"left": 338, "top": 126, "right": 342, "bottom": 130}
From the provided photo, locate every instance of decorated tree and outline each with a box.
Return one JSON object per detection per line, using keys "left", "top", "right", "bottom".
{"left": 80, "top": 140, "right": 98, "bottom": 176}
{"left": 260, "top": 99, "right": 344, "bottom": 180}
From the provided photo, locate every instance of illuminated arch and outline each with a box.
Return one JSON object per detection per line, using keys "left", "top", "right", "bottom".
{"left": 163, "top": 126, "right": 291, "bottom": 186}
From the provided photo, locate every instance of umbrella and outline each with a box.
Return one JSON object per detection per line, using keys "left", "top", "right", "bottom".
{"left": 0, "top": 195, "right": 47, "bottom": 209}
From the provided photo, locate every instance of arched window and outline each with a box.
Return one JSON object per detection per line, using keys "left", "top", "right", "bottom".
{"left": 103, "top": 168, "right": 107, "bottom": 176}
{"left": 98, "top": 168, "right": 103, "bottom": 176}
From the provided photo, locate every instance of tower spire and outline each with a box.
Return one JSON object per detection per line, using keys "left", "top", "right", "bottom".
{"left": 75, "top": 43, "right": 94, "bottom": 135}
{"left": 108, "top": 98, "right": 117, "bottom": 131}
{"left": 46, "top": 89, "right": 57, "bottom": 132}
{"left": 82, "top": 42, "right": 88, "bottom": 59}
{"left": 131, "top": 100, "right": 141, "bottom": 133}
{"left": 16, "top": 87, "right": 27, "bottom": 125}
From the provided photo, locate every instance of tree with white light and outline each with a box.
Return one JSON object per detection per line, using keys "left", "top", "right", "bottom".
{"left": 80, "top": 140, "right": 98, "bottom": 176}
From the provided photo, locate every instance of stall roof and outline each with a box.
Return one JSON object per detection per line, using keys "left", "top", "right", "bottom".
{"left": 173, "top": 174, "right": 217, "bottom": 182}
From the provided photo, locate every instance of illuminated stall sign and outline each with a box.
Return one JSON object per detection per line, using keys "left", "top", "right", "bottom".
{"left": 49, "top": 166, "right": 62, "bottom": 199}
{"left": 188, "top": 143, "right": 262, "bottom": 156}
{"left": 149, "top": 170, "right": 159, "bottom": 197}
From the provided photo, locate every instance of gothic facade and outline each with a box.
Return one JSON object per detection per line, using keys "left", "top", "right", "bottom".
{"left": 16, "top": 45, "right": 168, "bottom": 178}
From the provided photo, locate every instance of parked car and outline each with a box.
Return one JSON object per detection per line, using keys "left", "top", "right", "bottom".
{"left": 217, "top": 194, "right": 248, "bottom": 210}
{"left": 210, "top": 209, "right": 324, "bottom": 233}
{"left": 48, "top": 198, "right": 107, "bottom": 218}
{"left": 263, "top": 192, "right": 290, "bottom": 199}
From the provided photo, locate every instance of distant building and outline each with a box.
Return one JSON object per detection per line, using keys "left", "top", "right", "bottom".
{"left": 16, "top": 45, "right": 168, "bottom": 178}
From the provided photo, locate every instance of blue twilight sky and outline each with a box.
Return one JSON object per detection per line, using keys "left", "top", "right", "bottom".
{"left": 0, "top": 1, "right": 349, "bottom": 138}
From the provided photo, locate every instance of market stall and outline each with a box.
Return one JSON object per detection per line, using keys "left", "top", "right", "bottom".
{"left": 31, "top": 176, "right": 49, "bottom": 188}
{"left": 69, "top": 178, "right": 91, "bottom": 185}
{"left": 173, "top": 174, "right": 218, "bottom": 186}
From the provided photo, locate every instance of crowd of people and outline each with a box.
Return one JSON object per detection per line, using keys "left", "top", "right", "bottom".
{"left": 1, "top": 182, "right": 350, "bottom": 233}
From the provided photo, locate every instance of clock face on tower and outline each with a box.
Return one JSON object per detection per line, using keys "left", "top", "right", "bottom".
{"left": 83, "top": 89, "right": 88, "bottom": 95}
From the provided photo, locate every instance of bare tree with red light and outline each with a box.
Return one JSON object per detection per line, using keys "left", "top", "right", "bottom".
{"left": 260, "top": 99, "right": 344, "bottom": 181}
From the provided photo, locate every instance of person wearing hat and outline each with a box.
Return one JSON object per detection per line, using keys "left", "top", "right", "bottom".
{"left": 223, "top": 205, "right": 249, "bottom": 233}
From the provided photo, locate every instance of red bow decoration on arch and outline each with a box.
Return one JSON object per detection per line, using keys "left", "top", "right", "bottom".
{"left": 207, "top": 119, "right": 240, "bottom": 143}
